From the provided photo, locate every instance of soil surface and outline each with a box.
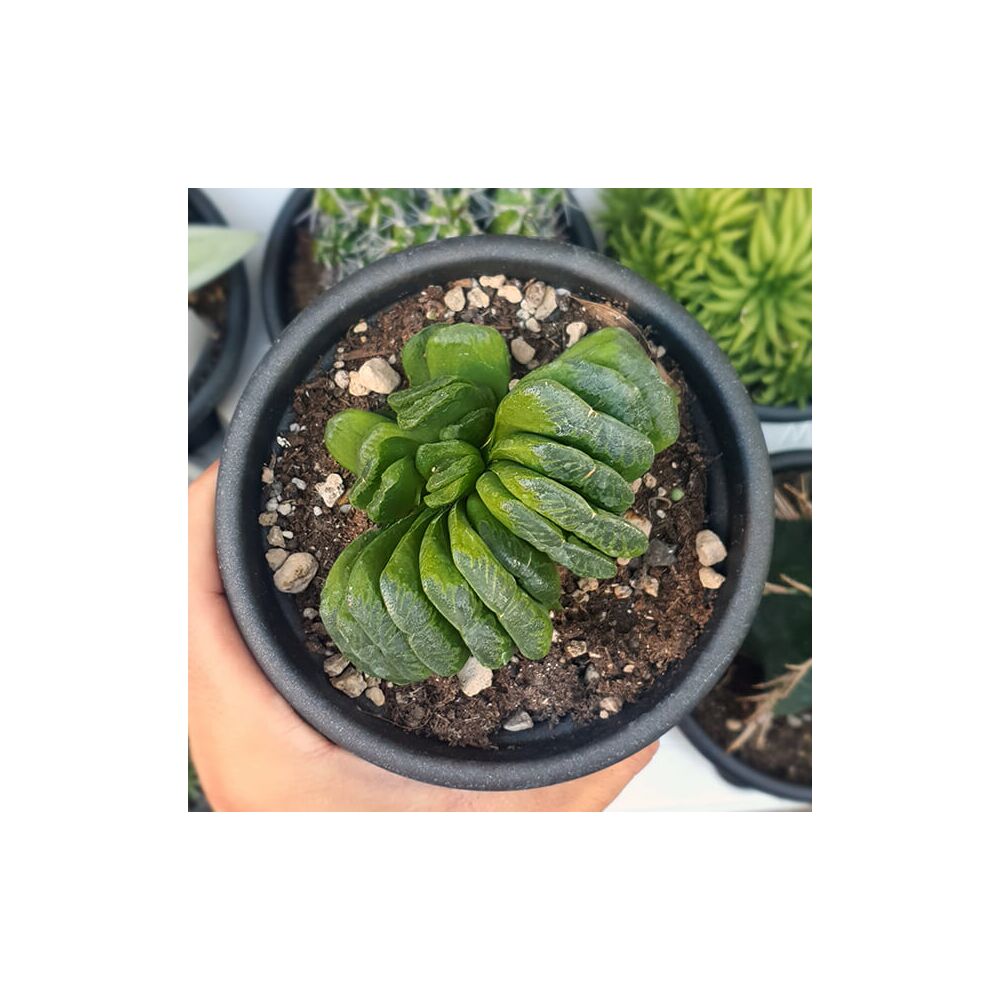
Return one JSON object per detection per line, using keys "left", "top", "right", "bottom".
{"left": 262, "top": 277, "right": 717, "bottom": 748}
{"left": 692, "top": 469, "right": 812, "bottom": 787}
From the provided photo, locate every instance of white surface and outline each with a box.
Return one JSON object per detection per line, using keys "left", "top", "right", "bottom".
{"left": 192, "top": 188, "right": 812, "bottom": 810}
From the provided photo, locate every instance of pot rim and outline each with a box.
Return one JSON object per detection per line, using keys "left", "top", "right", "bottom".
{"left": 680, "top": 448, "right": 811, "bottom": 802}
{"left": 188, "top": 188, "right": 251, "bottom": 444}
{"left": 217, "top": 235, "right": 773, "bottom": 790}
{"left": 260, "top": 188, "right": 597, "bottom": 343}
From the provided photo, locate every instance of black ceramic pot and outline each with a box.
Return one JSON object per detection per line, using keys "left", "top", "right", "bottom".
{"left": 188, "top": 189, "right": 251, "bottom": 452}
{"left": 755, "top": 401, "right": 812, "bottom": 423}
{"left": 680, "top": 449, "right": 811, "bottom": 803}
{"left": 217, "top": 236, "right": 773, "bottom": 791}
{"left": 260, "top": 188, "right": 598, "bottom": 343}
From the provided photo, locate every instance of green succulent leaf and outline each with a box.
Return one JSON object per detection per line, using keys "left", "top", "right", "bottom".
{"left": 421, "top": 323, "right": 510, "bottom": 402}
{"left": 324, "top": 410, "right": 393, "bottom": 475}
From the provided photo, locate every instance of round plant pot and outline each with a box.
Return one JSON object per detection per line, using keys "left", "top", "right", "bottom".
{"left": 680, "top": 448, "right": 811, "bottom": 802}
{"left": 754, "top": 401, "right": 812, "bottom": 423}
{"left": 260, "top": 188, "right": 599, "bottom": 343}
{"left": 217, "top": 236, "right": 774, "bottom": 791}
{"left": 188, "top": 188, "right": 251, "bottom": 452}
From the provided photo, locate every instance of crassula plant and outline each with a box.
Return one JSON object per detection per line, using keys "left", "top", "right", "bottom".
{"left": 320, "top": 323, "right": 679, "bottom": 684}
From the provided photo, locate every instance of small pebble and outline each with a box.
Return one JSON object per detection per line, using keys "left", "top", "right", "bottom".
{"left": 623, "top": 663, "right": 635, "bottom": 674}
{"left": 333, "top": 360, "right": 345, "bottom": 369}
{"left": 525, "top": 317, "right": 541, "bottom": 333}
{"left": 644, "top": 539, "right": 677, "bottom": 568}
{"left": 357, "top": 357, "right": 400, "bottom": 394}
{"left": 457, "top": 657, "right": 493, "bottom": 697}
{"left": 467, "top": 286, "right": 490, "bottom": 308}
{"left": 643, "top": 473, "right": 658, "bottom": 489}
{"left": 577, "top": 577, "right": 599, "bottom": 593}
{"left": 277, "top": 502, "right": 292, "bottom": 516}
{"left": 523, "top": 281, "right": 546, "bottom": 310}
{"left": 508, "top": 378, "right": 520, "bottom": 390}
{"left": 258, "top": 512, "right": 277, "bottom": 526}
{"left": 302, "top": 607, "right": 318, "bottom": 620}
{"left": 502, "top": 710, "right": 534, "bottom": 733}
{"left": 323, "top": 654, "right": 349, "bottom": 677}
{"left": 364, "top": 686, "right": 386, "bottom": 707}
{"left": 353, "top": 321, "right": 368, "bottom": 333}
{"left": 637, "top": 575, "right": 660, "bottom": 597}
{"left": 266, "top": 498, "right": 279, "bottom": 512}
{"left": 631, "top": 478, "right": 642, "bottom": 493}
{"left": 614, "top": 584, "right": 633, "bottom": 599}
{"left": 444, "top": 286, "right": 466, "bottom": 312}
{"left": 565, "top": 639, "right": 588, "bottom": 658}
{"left": 480, "top": 274, "right": 506, "bottom": 289}
{"left": 600, "top": 710, "right": 609, "bottom": 719}
{"left": 313, "top": 506, "right": 323, "bottom": 516}
{"left": 266, "top": 526, "right": 286, "bottom": 548}
{"left": 273, "top": 552, "right": 319, "bottom": 594}
{"left": 334, "top": 370, "right": 350, "bottom": 389}
{"left": 331, "top": 668, "right": 367, "bottom": 698}
{"left": 699, "top": 566, "right": 725, "bottom": 589}
{"left": 655, "top": 510, "right": 666, "bottom": 519}
{"left": 315, "top": 472, "right": 345, "bottom": 507}
{"left": 725, "top": 718, "right": 742, "bottom": 732}
{"left": 261, "top": 466, "right": 274, "bottom": 484}
{"left": 584, "top": 663, "right": 601, "bottom": 685}
{"left": 265, "top": 548, "right": 288, "bottom": 571}
{"left": 348, "top": 371, "right": 370, "bottom": 397}
{"left": 281, "top": 529, "right": 294, "bottom": 539}
{"left": 599, "top": 696, "right": 622, "bottom": 715}
{"left": 510, "top": 337, "right": 536, "bottom": 364}
{"left": 786, "top": 715, "right": 803, "bottom": 729}
{"left": 534, "top": 285, "right": 558, "bottom": 320}
{"left": 498, "top": 284, "right": 523, "bottom": 303}
{"left": 565, "top": 321, "right": 587, "bottom": 346}
{"left": 291, "top": 477, "right": 307, "bottom": 491}
{"left": 695, "top": 529, "right": 727, "bottom": 567}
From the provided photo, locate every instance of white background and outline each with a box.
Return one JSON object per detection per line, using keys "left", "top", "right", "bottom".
{"left": 194, "top": 188, "right": 812, "bottom": 811}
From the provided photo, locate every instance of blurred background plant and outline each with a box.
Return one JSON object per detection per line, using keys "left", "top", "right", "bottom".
{"left": 310, "top": 188, "right": 567, "bottom": 284}
{"left": 600, "top": 188, "right": 811, "bottom": 409}
{"left": 188, "top": 225, "right": 257, "bottom": 292}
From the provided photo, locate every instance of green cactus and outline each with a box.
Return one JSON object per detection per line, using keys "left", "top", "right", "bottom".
{"left": 310, "top": 189, "right": 569, "bottom": 283}
{"left": 319, "top": 322, "right": 679, "bottom": 680}
{"left": 601, "top": 188, "right": 811, "bottom": 409}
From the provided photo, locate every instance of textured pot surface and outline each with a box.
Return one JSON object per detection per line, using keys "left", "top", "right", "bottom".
{"left": 680, "top": 449, "right": 811, "bottom": 803}
{"left": 261, "top": 189, "right": 598, "bottom": 342}
{"left": 188, "top": 188, "right": 251, "bottom": 449}
{"left": 217, "top": 236, "right": 773, "bottom": 790}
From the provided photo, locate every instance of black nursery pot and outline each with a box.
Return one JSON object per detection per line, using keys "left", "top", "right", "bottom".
{"left": 680, "top": 449, "right": 812, "bottom": 803}
{"left": 755, "top": 400, "right": 812, "bottom": 424}
{"left": 188, "top": 189, "right": 251, "bottom": 452}
{"left": 260, "top": 188, "right": 598, "bottom": 343}
{"left": 217, "top": 236, "right": 774, "bottom": 791}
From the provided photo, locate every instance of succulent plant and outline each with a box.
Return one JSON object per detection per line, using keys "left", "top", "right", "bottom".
{"left": 601, "top": 188, "right": 811, "bottom": 409}
{"left": 319, "top": 323, "right": 678, "bottom": 683}
{"left": 311, "top": 189, "right": 568, "bottom": 284}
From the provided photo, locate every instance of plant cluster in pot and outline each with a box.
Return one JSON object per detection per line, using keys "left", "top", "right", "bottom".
{"left": 217, "top": 236, "right": 773, "bottom": 791}
{"left": 188, "top": 189, "right": 254, "bottom": 452}
{"left": 681, "top": 450, "right": 812, "bottom": 802}
{"left": 599, "top": 188, "right": 812, "bottom": 423}
{"left": 260, "top": 188, "right": 597, "bottom": 342}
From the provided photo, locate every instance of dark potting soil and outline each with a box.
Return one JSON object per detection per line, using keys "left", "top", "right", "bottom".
{"left": 692, "top": 469, "right": 812, "bottom": 786}
{"left": 188, "top": 277, "right": 227, "bottom": 398}
{"left": 262, "top": 278, "right": 717, "bottom": 748}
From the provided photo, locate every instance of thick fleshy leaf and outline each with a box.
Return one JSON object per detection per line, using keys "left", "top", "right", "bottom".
{"left": 379, "top": 512, "right": 468, "bottom": 676}
{"left": 439, "top": 406, "right": 494, "bottom": 445}
{"left": 415, "top": 440, "right": 480, "bottom": 479}
{"left": 560, "top": 327, "right": 679, "bottom": 450}
{"left": 493, "top": 379, "right": 654, "bottom": 481}
{"left": 520, "top": 358, "right": 656, "bottom": 440}
{"left": 188, "top": 225, "right": 257, "bottom": 292}
{"left": 466, "top": 493, "right": 561, "bottom": 609}
{"left": 324, "top": 410, "right": 392, "bottom": 474}
{"left": 488, "top": 432, "right": 634, "bottom": 513}
{"left": 345, "top": 514, "right": 430, "bottom": 683}
{"left": 365, "top": 455, "right": 423, "bottom": 523}
{"left": 319, "top": 529, "right": 385, "bottom": 675}
{"left": 400, "top": 323, "right": 449, "bottom": 385}
{"left": 422, "top": 323, "right": 510, "bottom": 402}
{"left": 418, "top": 512, "right": 515, "bottom": 669}
{"left": 448, "top": 502, "right": 553, "bottom": 660}
{"left": 424, "top": 454, "right": 484, "bottom": 508}
{"left": 388, "top": 376, "right": 495, "bottom": 436}
{"left": 350, "top": 425, "right": 424, "bottom": 508}
{"left": 475, "top": 471, "right": 618, "bottom": 579}
{"left": 492, "top": 461, "right": 648, "bottom": 559}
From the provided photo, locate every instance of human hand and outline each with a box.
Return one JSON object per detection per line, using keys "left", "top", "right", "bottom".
{"left": 189, "top": 463, "right": 658, "bottom": 811}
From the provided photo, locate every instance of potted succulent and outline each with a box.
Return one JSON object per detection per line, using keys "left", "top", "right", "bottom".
{"left": 600, "top": 188, "right": 812, "bottom": 422}
{"left": 216, "top": 235, "right": 773, "bottom": 790}
{"left": 188, "top": 188, "right": 254, "bottom": 451}
{"left": 260, "top": 188, "right": 597, "bottom": 341}
{"left": 680, "top": 450, "right": 811, "bottom": 802}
